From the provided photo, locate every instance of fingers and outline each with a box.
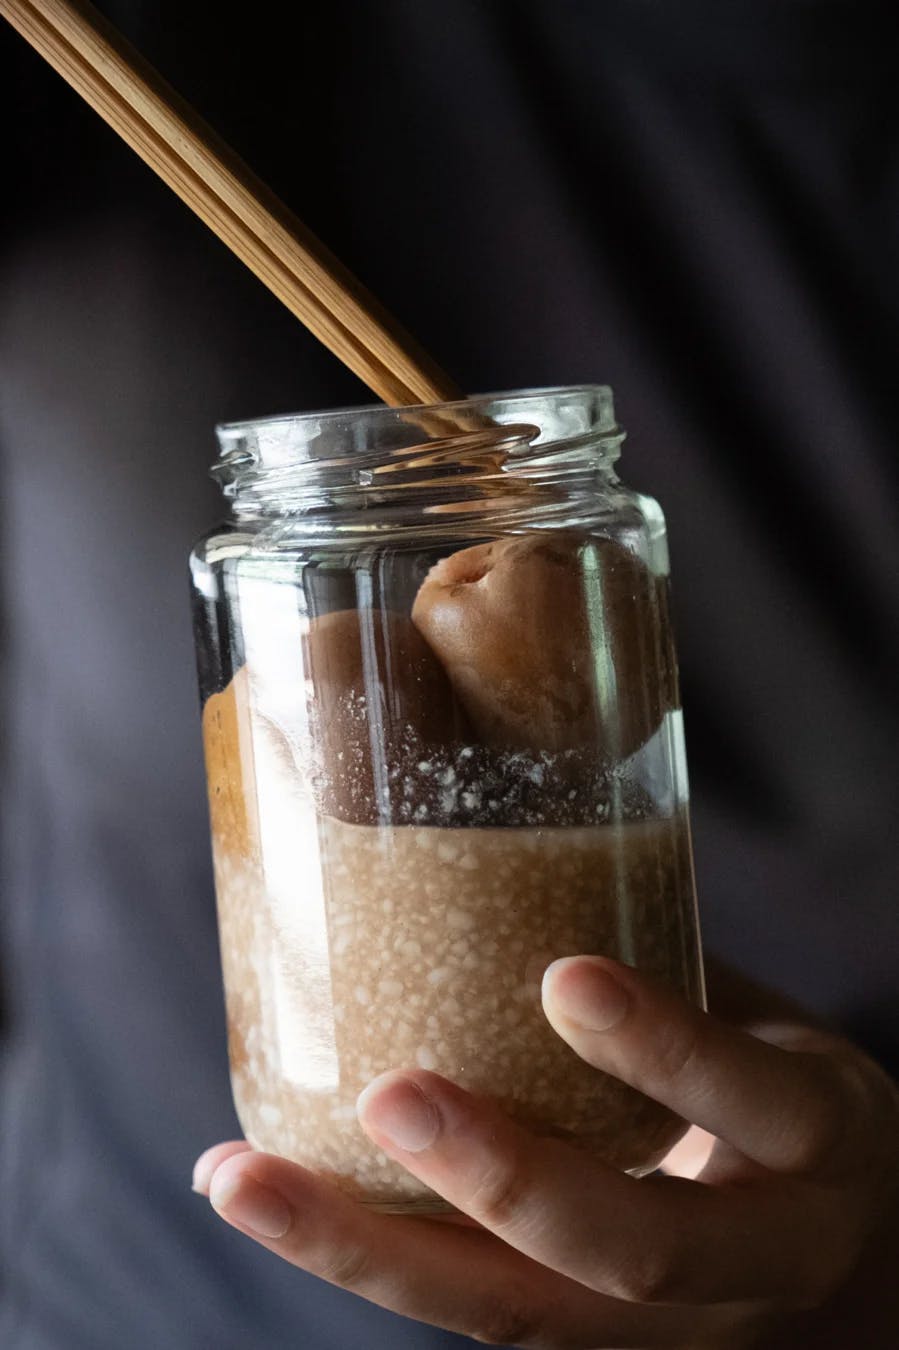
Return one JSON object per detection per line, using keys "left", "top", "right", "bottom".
{"left": 192, "top": 1140, "right": 252, "bottom": 1193}
{"left": 201, "top": 1148, "right": 728, "bottom": 1348}
{"left": 357, "top": 1070, "right": 831, "bottom": 1306}
{"left": 542, "top": 957, "right": 849, "bottom": 1178}
{"left": 192, "top": 958, "right": 866, "bottom": 1325}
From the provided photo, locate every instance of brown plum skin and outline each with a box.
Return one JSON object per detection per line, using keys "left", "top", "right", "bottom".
{"left": 411, "top": 533, "right": 672, "bottom": 761}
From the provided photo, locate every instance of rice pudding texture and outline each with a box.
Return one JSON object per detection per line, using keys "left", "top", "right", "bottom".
{"left": 203, "top": 669, "right": 700, "bottom": 1210}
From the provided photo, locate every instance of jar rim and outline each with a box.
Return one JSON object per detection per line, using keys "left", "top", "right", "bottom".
{"left": 215, "top": 384, "right": 615, "bottom": 445}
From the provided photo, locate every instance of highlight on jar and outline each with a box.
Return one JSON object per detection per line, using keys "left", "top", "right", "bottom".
{"left": 190, "top": 385, "right": 705, "bottom": 1213}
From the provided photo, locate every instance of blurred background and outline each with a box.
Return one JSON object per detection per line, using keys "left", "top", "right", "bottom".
{"left": 2, "top": 2, "right": 897, "bottom": 1346}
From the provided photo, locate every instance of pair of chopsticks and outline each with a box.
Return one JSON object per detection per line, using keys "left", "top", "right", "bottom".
{"left": 2, "top": 0, "right": 463, "bottom": 407}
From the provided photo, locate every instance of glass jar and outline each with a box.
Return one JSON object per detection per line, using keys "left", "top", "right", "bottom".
{"left": 190, "top": 385, "right": 704, "bottom": 1212}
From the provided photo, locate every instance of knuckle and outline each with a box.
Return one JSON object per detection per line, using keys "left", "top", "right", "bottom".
{"left": 470, "top": 1288, "right": 545, "bottom": 1347}
{"left": 605, "top": 1246, "right": 686, "bottom": 1305}
{"left": 650, "top": 1019, "right": 703, "bottom": 1089}
{"left": 778, "top": 1055, "right": 852, "bottom": 1177}
{"left": 783, "top": 1121, "right": 842, "bottom": 1178}
{"left": 317, "top": 1239, "right": 373, "bottom": 1291}
{"left": 467, "top": 1154, "right": 536, "bottom": 1235}
{"left": 832, "top": 1054, "right": 899, "bottom": 1175}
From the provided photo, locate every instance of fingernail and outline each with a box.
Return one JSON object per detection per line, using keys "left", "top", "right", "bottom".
{"left": 209, "top": 1172, "right": 292, "bottom": 1239}
{"left": 192, "top": 1143, "right": 251, "bottom": 1195}
{"left": 544, "top": 958, "right": 631, "bottom": 1031}
{"left": 192, "top": 1148, "right": 222, "bottom": 1195}
{"left": 357, "top": 1075, "right": 440, "bottom": 1153}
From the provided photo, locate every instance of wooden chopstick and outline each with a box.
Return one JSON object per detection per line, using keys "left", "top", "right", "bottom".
{"left": 2, "top": 0, "right": 463, "bottom": 407}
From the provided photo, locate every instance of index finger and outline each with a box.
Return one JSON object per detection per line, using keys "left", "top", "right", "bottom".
{"left": 542, "top": 957, "right": 850, "bottom": 1177}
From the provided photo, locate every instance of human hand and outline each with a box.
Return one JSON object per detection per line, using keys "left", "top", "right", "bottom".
{"left": 194, "top": 958, "right": 899, "bottom": 1347}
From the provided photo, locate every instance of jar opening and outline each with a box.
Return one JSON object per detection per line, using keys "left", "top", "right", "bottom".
{"left": 213, "top": 385, "right": 625, "bottom": 524}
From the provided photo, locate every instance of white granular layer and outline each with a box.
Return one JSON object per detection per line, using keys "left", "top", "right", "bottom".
{"left": 213, "top": 814, "right": 700, "bottom": 1211}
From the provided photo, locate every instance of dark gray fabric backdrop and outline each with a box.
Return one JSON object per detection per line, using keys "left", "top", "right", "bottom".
{"left": 2, "top": 2, "right": 897, "bottom": 1346}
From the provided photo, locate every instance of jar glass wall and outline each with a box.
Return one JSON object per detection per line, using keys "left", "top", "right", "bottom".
{"left": 190, "top": 386, "right": 704, "bottom": 1212}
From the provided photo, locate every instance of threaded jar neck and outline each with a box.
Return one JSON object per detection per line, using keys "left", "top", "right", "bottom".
{"left": 212, "top": 385, "right": 625, "bottom": 533}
